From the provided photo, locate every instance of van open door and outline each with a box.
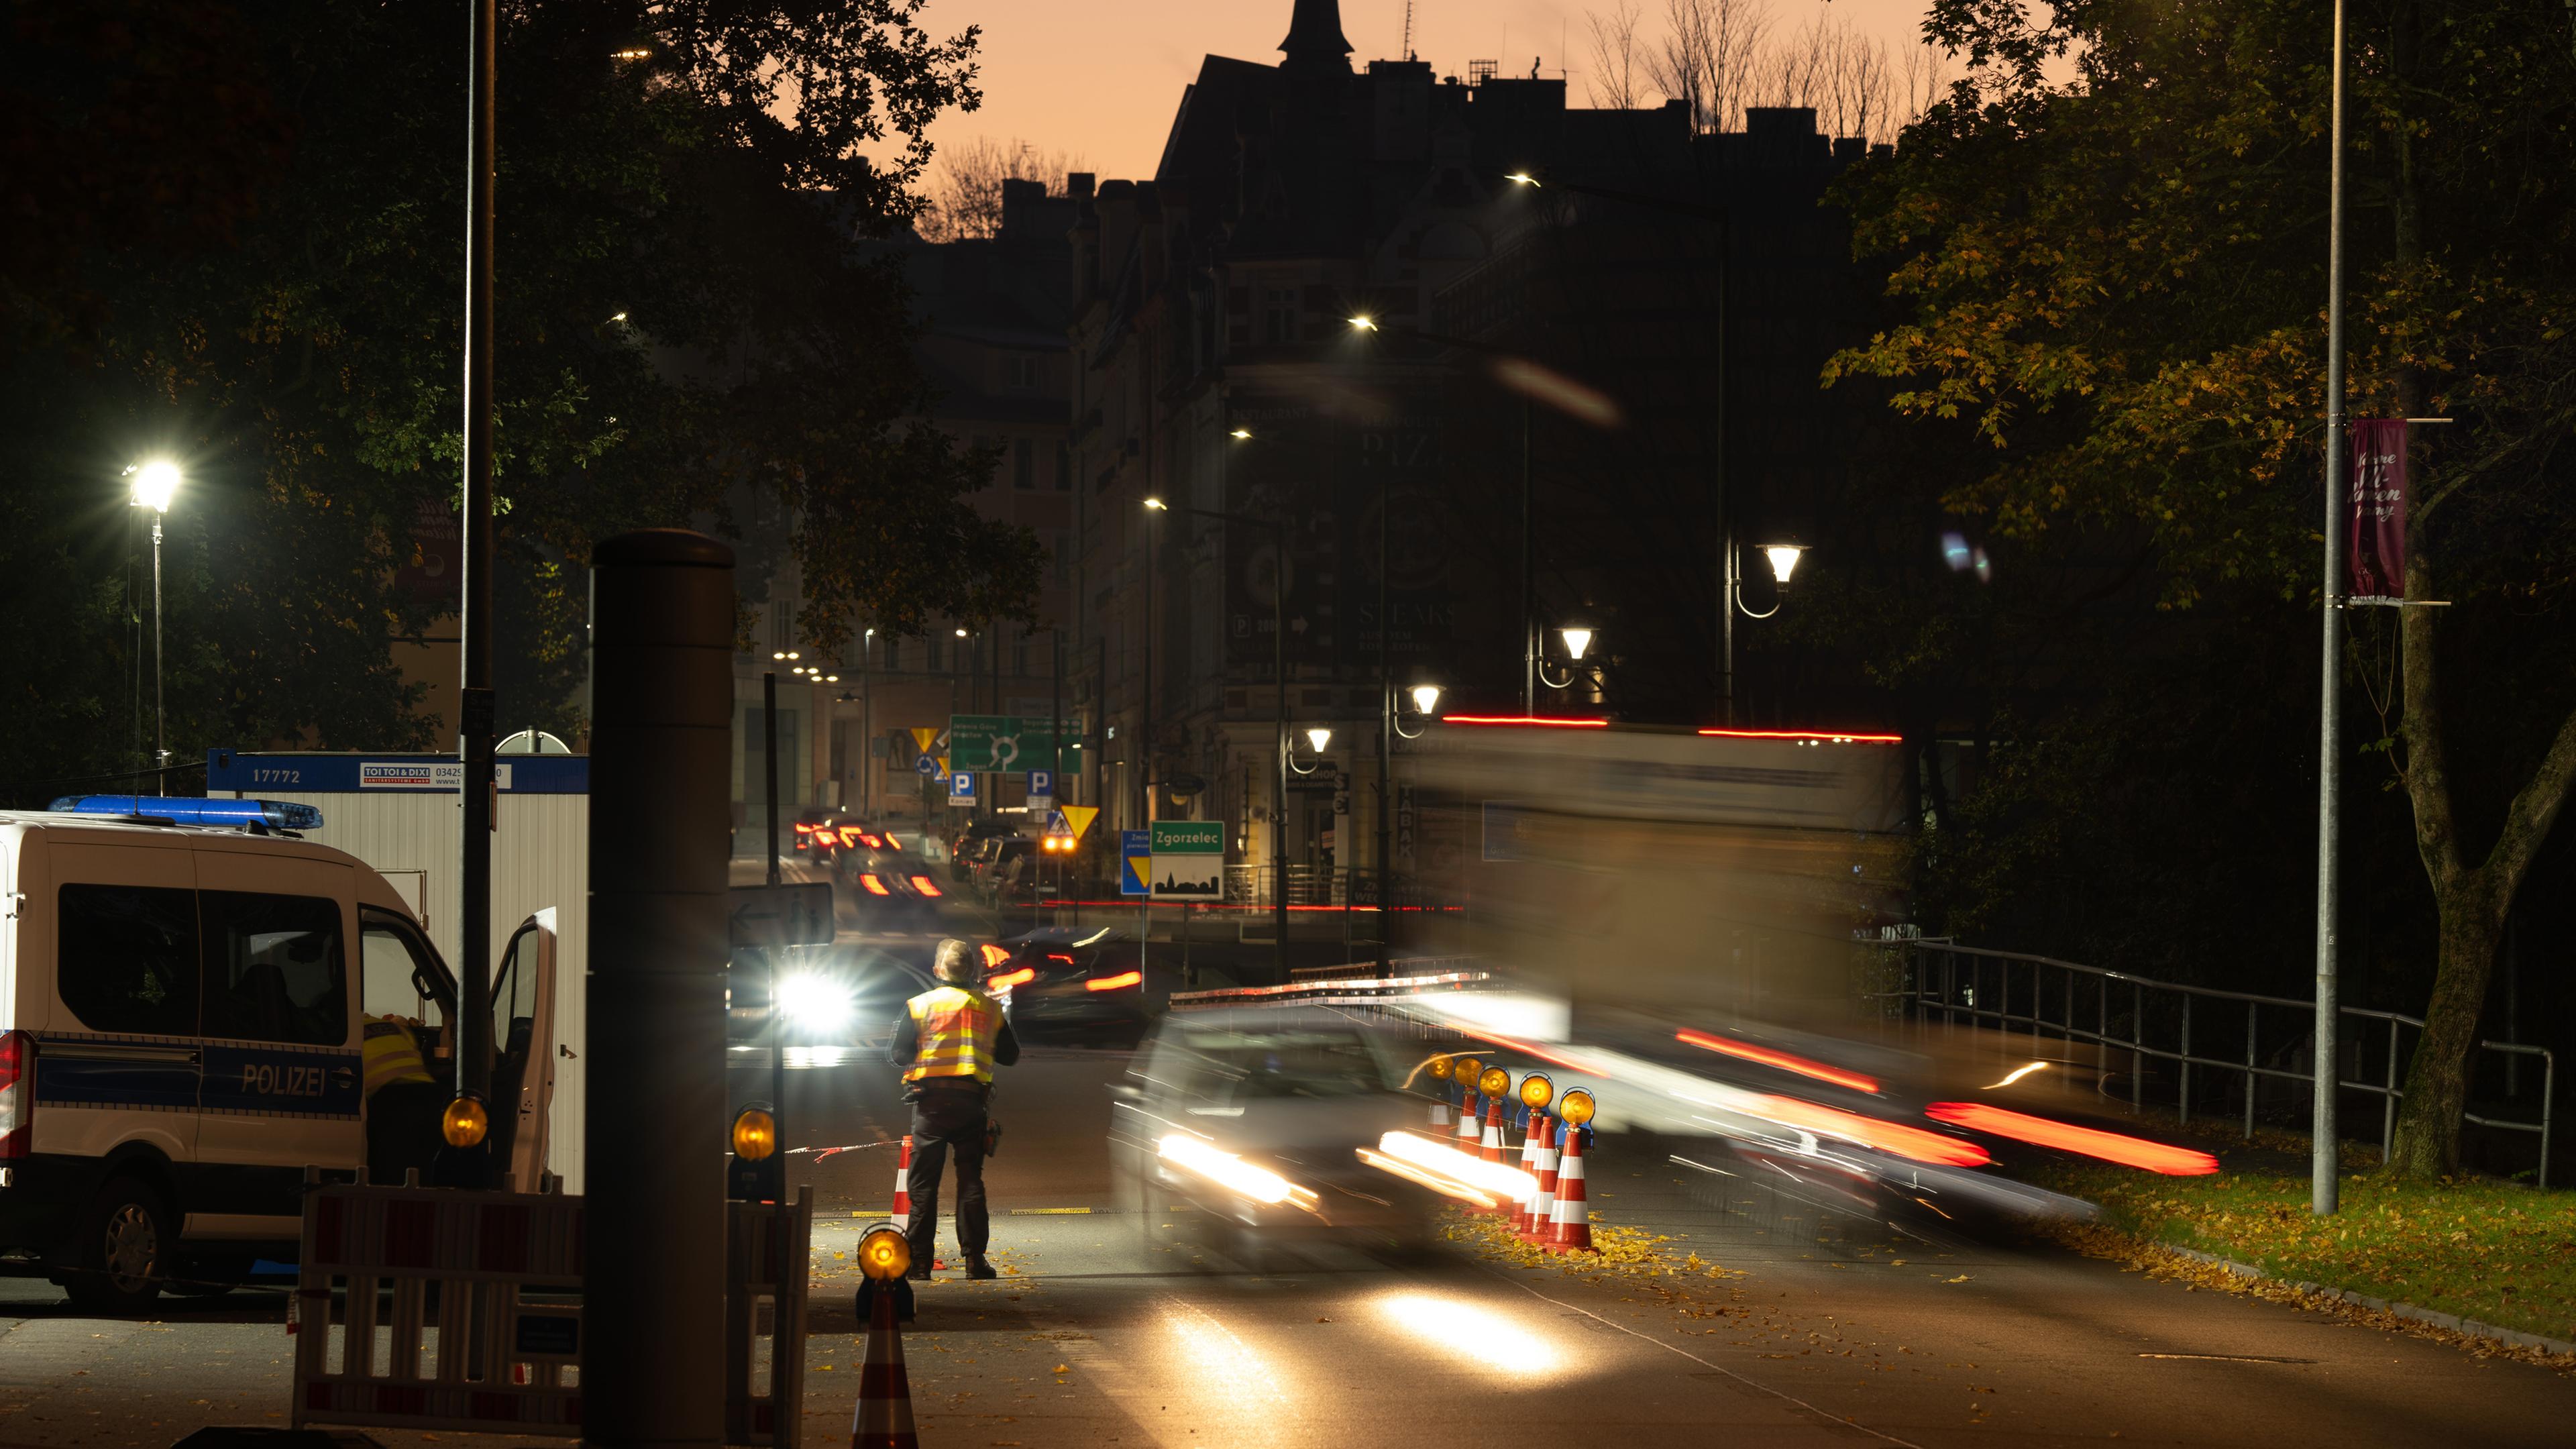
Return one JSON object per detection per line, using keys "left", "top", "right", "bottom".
{"left": 488, "top": 908, "right": 559, "bottom": 1191}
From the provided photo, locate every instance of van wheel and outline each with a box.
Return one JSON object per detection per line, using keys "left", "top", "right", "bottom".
{"left": 65, "top": 1178, "right": 174, "bottom": 1313}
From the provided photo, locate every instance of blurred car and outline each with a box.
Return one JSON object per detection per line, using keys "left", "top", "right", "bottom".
{"left": 731, "top": 943, "right": 936, "bottom": 1049}
{"left": 1107, "top": 1010, "right": 1452, "bottom": 1263}
{"left": 834, "top": 829, "right": 949, "bottom": 928}
{"left": 982, "top": 926, "right": 1162, "bottom": 1044}
{"left": 973, "top": 837, "right": 1040, "bottom": 901}
{"left": 790, "top": 806, "right": 841, "bottom": 861}
{"left": 947, "top": 820, "right": 1016, "bottom": 881}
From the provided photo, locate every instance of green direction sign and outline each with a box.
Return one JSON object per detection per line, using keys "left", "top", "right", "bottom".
{"left": 1148, "top": 820, "right": 1224, "bottom": 900}
{"left": 949, "top": 714, "right": 1083, "bottom": 771}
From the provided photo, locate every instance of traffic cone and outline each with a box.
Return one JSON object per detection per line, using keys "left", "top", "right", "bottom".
{"left": 890, "top": 1135, "right": 913, "bottom": 1220}
{"left": 1476, "top": 1094, "right": 1509, "bottom": 1213}
{"left": 1549, "top": 1124, "right": 1593, "bottom": 1253}
{"left": 1522, "top": 1114, "right": 1558, "bottom": 1242}
{"left": 1512, "top": 1113, "right": 1542, "bottom": 1224}
{"left": 1455, "top": 1087, "right": 1483, "bottom": 1154}
{"left": 1428, "top": 1079, "right": 1452, "bottom": 1137}
{"left": 851, "top": 1287, "right": 918, "bottom": 1448}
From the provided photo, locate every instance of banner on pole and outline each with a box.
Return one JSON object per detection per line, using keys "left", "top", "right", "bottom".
{"left": 2347, "top": 419, "right": 2408, "bottom": 603}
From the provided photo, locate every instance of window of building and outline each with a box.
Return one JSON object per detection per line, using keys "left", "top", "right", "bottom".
{"left": 1005, "top": 355, "right": 1040, "bottom": 390}
{"left": 1013, "top": 437, "right": 1035, "bottom": 490}
{"left": 58, "top": 883, "right": 201, "bottom": 1036}
{"left": 1263, "top": 286, "right": 1297, "bottom": 343}
{"left": 201, "top": 890, "right": 347, "bottom": 1046}
{"left": 927, "top": 633, "right": 944, "bottom": 672}
{"left": 1055, "top": 441, "right": 1071, "bottom": 491}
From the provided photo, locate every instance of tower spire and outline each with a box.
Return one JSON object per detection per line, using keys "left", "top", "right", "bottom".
{"left": 1278, "top": 0, "right": 1353, "bottom": 73}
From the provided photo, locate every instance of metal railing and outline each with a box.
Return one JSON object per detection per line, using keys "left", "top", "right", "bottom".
{"left": 1880, "top": 941, "right": 2553, "bottom": 1186}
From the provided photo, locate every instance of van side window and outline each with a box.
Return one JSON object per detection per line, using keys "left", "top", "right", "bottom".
{"left": 58, "top": 884, "right": 203, "bottom": 1036}
{"left": 200, "top": 892, "right": 348, "bottom": 1046}
{"left": 361, "top": 925, "right": 445, "bottom": 1030}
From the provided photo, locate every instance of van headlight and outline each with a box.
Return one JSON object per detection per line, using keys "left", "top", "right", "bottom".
{"left": 776, "top": 974, "right": 855, "bottom": 1031}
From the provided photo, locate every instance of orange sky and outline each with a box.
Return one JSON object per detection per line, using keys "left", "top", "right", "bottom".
{"left": 918, "top": 0, "right": 1946, "bottom": 183}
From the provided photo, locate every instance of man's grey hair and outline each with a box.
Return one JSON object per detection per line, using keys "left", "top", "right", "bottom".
{"left": 933, "top": 938, "right": 979, "bottom": 983}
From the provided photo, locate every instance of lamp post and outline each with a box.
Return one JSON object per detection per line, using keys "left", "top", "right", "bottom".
{"left": 1538, "top": 624, "right": 1599, "bottom": 698}
{"left": 1136, "top": 501, "right": 1161, "bottom": 836}
{"left": 1148, "top": 486, "right": 1290, "bottom": 983}
{"left": 2310, "top": 0, "right": 2350, "bottom": 1219}
{"left": 127, "top": 461, "right": 180, "bottom": 771}
{"left": 1721, "top": 538, "right": 1805, "bottom": 726}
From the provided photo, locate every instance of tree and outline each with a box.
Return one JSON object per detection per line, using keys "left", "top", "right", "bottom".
{"left": 1827, "top": 0, "right": 2576, "bottom": 1174}
{"left": 0, "top": 1, "right": 1040, "bottom": 789}
{"left": 913, "top": 136, "right": 1087, "bottom": 242}
{"left": 1585, "top": 0, "right": 1650, "bottom": 111}
{"left": 1644, "top": 0, "right": 1772, "bottom": 135}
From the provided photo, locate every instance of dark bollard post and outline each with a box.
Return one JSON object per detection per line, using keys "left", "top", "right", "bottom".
{"left": 586, "top": 530, "right": 735, "bottom": 1449}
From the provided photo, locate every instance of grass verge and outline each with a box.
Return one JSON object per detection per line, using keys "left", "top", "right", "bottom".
{"left": 2021, "top": 1145, "right": 2576, "bottom": 1345}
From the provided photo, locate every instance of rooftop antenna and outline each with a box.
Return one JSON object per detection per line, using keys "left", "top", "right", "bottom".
{"left": 1401, "top": 0, "right": 1415, "bottom": 60}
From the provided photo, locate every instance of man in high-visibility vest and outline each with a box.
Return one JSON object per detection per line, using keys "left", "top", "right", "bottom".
{"left": 361, "top": 1014, "right": 442, "bottom": 1185}
{"left": 885, "top": 938, "right": 1021, "bottom": 1279}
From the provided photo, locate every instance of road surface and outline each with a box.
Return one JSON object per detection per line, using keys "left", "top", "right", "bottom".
{"left": 3, "top": 924, "right": 2571, "bottom": 1447}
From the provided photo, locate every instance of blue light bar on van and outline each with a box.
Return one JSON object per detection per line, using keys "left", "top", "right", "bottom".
{"left": 47, "top": 796, "right": 324, "bottom": 831}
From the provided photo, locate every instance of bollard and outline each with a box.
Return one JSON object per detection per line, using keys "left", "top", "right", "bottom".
{"left": 586, "top": 530, "right": 735, "bottom": 1448}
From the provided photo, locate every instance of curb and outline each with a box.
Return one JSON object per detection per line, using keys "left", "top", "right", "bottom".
{"left": 2159, "top": 1242, "right": 2576, "bottom": 1358}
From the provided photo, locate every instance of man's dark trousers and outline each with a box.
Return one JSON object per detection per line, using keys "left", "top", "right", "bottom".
{"left": 904, "top": 1080, "right": 989, "bottom": 1266}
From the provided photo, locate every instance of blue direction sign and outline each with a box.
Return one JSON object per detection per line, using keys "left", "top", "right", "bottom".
{"left": 1118, "top": 829, "right": 1150, "bottom": 897}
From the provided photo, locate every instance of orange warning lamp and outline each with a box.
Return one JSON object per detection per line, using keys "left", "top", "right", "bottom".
{"left": 1519, "top": 1072, "right": 1555, "bottom": 1110}
{"left": 1424, "top": 1056, "right": 1454, "bottom": 1081}
{"left": 1477, "top": 1066, "right": 1511, "bottom": 1099}
{"left": 858, "top": 1225, "right": 912, "bottom": 1281}
{"left": 1452, "top": 1057, "right": 1483, "bottom": 1093}
{"left": 440, "top": 1093, "right": 490, "bottom": 1148}
{"left": 1559, "top": 1089, "right": 1597, "bottom": 1127}
{"left": 731, "top": 1105, "right": 778, "bottom": 1161}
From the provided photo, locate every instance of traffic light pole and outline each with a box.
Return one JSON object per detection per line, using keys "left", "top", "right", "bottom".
{"left": 453, "top": 0, "right": 498, "bottom": 1159}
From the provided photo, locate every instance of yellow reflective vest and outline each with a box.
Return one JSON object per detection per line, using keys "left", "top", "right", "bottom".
{"left": 361, "top": 1017, "right": 435, "bottom": 1097}
{"left": 903, "top": 985, "right": 1003, "bottom": 1085}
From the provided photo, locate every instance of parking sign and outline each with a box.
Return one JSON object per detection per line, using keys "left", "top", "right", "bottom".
{"left": 948, "top": 769, "right": 976, "bottom": 806}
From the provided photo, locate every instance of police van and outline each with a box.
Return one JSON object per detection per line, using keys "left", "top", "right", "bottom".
{"left": 0, "top": 796, "right": 558, "bottom": 1311}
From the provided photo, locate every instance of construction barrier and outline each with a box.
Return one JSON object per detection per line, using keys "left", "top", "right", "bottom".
{"left": 290, "top": 1175, "right": 586, "bottom": 1436}
{"left": 291, "top": 1174, "right": 812, "bottom": 1442}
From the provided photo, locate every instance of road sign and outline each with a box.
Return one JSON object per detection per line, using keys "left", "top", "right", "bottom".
{"left": 1026, "top": 768, "right": 1053, "bottom": 798}
{"left": 1042, "top": 810, "right": 1076, "bottom": 845}
{"left": 913, "top": 753, "right": 940, "bottom": 777}
{"left": 947, "top": 714, "right": 1018, "bottom": 771}
{"left": 948, "top": 769, "right": 976, "bottom": 806}
{"left": 1149, "top": 820, "right": 1224, "bottom": 900}
{"left": 909, "top": 727, "right": 939, "bottom": 755}
{"left": 1118, "top": 829, "right": 1150, "bottom": 897}
{"left": 1061, "top": 805, "right": 1099, "bottom": 843}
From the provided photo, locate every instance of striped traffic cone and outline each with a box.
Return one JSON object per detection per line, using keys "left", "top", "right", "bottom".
{"left": 1455, "top": 1087, "right": 1483, "bottom": 1154}
{"left": 1521, "top": 1114, "right": 1558, "bottom": 1242}
{"left": 1428, "top": 1080, "right": 1452, "bottom": 1138}
{"left": 1549, "top": 1124, "right": 1593, "bottom": 1253}
{"left": 890, "top": 1135, "right": 913, "bottom": 1220}
{"left": 1513, "top": 1114, "right": 1542, "bottom": 1224}
{"left": 1476, "top": 1094, "right": 1509, "bottom": 1213}
{"left": 851, "top": 1287, "right": 918, "bottom": 1448}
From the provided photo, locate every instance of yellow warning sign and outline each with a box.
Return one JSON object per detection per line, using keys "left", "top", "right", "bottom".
{"left": 1061, "top": 805, "right": 1099, "bottom": 843}
{"left": 910, "top": 727, "right": 938, "bottom": 754}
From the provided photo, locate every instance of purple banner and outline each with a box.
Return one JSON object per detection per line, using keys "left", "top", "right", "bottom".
{"left": 2347, "top": 419, "right": 2408, "bottom": 602}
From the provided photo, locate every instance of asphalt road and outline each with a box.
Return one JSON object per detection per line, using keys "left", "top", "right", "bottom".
{"left": 5, "top": 908, "right": 2574, "bottom": 1447}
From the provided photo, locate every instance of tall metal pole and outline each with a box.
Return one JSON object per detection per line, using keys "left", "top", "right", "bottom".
{"left": 1140, "top": 515, "right": 1155, "bottom": 832}
{"left": 764, "top": 672, "right": 782, "bottom": 889}
{"left": 149, "top": 511, "right": 166, "bottom": 768}
{"left": 1721, "top": 535, "right": 1736, "bottom": 727}
{"left": 1271, "top": 517, "right": 1287, "bottom": 984}
{"left": 761, "top": 670, "right": 787, "bottom": 1249}
{"left": 1375, "top": 462, "right": 1391, "bottom": 975}
{"left": 1519, "top": 397, "right": 1534, "bottom": 716}
{"left": 2311, "top": 0, "right": 2349, "bottom": 1218}
{"left": 454, "top": 0, "right": 500, "bottom": 1124}
{"left": 586, "top": 529, "right": 734, "bottom": 1449}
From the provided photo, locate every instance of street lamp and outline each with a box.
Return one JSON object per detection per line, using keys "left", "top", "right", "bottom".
{"left": 127, "top": 460, "right": 180, "bottom": 767}
{"left": 1391, "top": 678, "right": 1443, "bottom": 741}
{"left": 1538, "top": 625, "right": 1600, "bottom": 693}
{"left": 1722, "top": 539, "right": 1807, "bottom": 725}
{"left": 1409, "top": 682, "right": 1443, "bottom": 718}
{"left": 1290, "top": 727, "right": 1333, "bottom": 772}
